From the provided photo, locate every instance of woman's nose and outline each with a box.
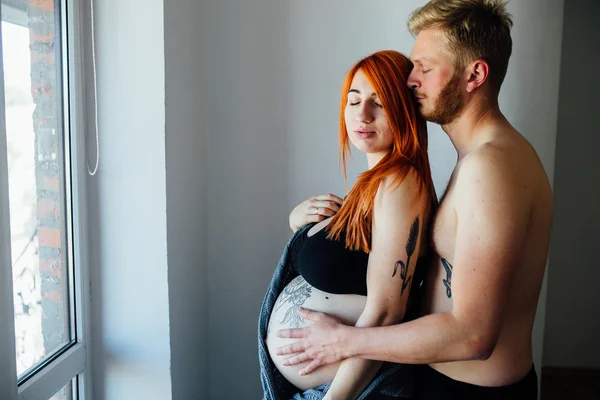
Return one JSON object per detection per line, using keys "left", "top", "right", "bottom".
{"left": 355, "top": 104, "right": 373, "bottom": 124}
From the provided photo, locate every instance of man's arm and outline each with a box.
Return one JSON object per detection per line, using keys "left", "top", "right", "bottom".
{"left": 278, "top": 149, "right": 532, "bottom": 371}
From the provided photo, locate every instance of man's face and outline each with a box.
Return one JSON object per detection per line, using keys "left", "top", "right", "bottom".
{"left": 408, "top": 29, "right": 466, "bottom": 125}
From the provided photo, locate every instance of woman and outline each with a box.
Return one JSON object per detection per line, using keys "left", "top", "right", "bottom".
{"left": 258, "top": 50, "right": 437, "bottom": 400}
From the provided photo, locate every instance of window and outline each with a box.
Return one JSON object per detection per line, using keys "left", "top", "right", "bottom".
{"left": 0, "top": 0, "right": 90, "bottom": 398}
{"left": 50, "top": 380, "right": 75, "bottom": 400}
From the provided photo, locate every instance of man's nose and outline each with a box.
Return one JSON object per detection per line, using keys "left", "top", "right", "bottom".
{"left": 407, "top": 72, "right": 420, "bottom": 90}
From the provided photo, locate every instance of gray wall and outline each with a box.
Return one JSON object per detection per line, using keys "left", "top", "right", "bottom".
{"left": 164, "top": 0, "right": 209, "bottom": 399}
{"left": 201, "top": 2, "right": 291, "bottom": 399}
{"left": 543, "top": 0, "right": 600, "bottom": 369}
{"left": 88, "top": 0, "right": 172, "bottom": 399}
{"left": 89, "top": 0, "right": 213, "bottom": 398}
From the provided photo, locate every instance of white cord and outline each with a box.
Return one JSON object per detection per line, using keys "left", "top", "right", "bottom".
{"left": 87, "top": 0, "right": 99, "bottom": 176}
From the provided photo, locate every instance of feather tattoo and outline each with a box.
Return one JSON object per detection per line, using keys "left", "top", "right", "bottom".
{"left": 405, "top": 216, "right": 420, "bottom": 269}
{"left": 392, "top": 217, "right": 420, "bottom": 296}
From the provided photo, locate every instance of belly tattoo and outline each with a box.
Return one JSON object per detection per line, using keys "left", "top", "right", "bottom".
{"left": 273, "top": 276, "right": 312, "bottom": 328}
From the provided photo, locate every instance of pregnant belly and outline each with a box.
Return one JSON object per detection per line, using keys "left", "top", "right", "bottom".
{"left": 265, "top": 275, "right": 367, "bottom": 391}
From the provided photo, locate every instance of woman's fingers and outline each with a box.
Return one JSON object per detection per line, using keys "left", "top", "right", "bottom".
{"left": 305, "top": 197, "right": 343, "bottom": 218}
{"left": 313, "top": 193, "right": 344, "bottom": 205}
{"left": 290, "top": 193, "right": 344, "bottom": 232}
{"left": 309, "top": 201, "right": 341, "bottom": 215}
{"left": 305, "top": 214, "right": 326, "bottom": 224}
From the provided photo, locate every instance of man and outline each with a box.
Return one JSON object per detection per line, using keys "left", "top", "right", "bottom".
{"left": 277, "top": 1, "right": 553, "bottom": 398}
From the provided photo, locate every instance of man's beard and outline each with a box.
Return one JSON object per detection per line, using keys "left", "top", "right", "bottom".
{"left": 419, "top": 71, "right": 464, "bottom": 126}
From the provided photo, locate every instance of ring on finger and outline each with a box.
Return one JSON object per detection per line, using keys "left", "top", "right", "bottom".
{"left": 314, "top": 207, "right": 319, "bottom": 215}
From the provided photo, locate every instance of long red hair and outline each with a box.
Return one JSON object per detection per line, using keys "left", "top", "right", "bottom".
{"left": 326, "top": 50, "right": 437, "bottom": 252}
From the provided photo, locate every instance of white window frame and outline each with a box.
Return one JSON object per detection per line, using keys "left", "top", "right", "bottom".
{"left": 0, "top": 0, "right": 92, "bottom": 398}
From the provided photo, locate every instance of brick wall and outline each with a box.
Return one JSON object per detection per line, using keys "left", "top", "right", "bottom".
{"left": 28, "top": 0, "right": 69, "bottom": 354}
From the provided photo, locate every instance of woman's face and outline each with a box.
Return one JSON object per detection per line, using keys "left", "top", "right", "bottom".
{"left": 344, "top": 69, "right": 394, "bottom": 166}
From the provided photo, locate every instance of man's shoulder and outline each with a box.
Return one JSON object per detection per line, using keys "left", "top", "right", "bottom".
{"left": 453, "top": 141, "right": 532, "bottom": 209}
{"left": 462, "top": 133, "right": 550, "bottom": 188}
{"left": 457, "top": 143, "right": 514, "bottom": 184}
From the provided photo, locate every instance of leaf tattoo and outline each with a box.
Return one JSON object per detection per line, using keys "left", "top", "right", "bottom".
{"left": 392, "top": 216, "right": 420, "bottom": 295}
{"left": 274, "top": 276, "right": 312, "bottom": 328}
{"left": 441, "top": 258, "right": 453, "bottom": 298}
{"left": 392, "top": 260, "right": 401, "bottom": 279}
{"left": 405, "top": 216, "right": 419, "bottom": 269}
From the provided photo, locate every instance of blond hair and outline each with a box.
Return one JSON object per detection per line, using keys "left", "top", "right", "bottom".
{"left": 408, "top": 0, "right": 513, "bottom": 93}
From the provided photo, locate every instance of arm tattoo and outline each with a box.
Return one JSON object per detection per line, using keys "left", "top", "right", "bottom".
{"left": 392, "top": 216, "right": 420, "bottom": 296}
{"left": 441, "top": 258, "right": 453, "bottom": 298}
{"left": 273, "top": 276, "right": 312, "bottom": 328}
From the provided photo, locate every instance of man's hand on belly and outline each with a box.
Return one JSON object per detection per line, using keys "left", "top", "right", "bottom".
{"left": 276, "top": 307, "right": 353, "bottom": 376}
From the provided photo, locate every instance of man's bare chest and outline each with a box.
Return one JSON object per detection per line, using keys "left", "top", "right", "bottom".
{"left": 431, "top": 185, "right": 458, "bottom": 260}
{"left": 424, "top": 187, "right": 459, "bottom": 313}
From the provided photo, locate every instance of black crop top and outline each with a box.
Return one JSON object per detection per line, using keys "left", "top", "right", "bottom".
{"left": 290, "top": 223, "right": 370, "bottom": 296}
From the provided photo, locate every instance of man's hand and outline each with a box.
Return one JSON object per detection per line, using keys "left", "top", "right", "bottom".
{"left": 289, "top": 194, "right": 343, "bottom": 232}
{"left": 276, "top": 308, "right": 353, "bottom": 375}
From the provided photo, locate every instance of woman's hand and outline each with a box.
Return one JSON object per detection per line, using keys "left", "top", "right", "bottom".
{"left": 289, "top": 193, "right": 344, "bottom": 232}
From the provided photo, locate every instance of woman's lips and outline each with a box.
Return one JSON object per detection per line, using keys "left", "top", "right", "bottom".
{"left": 355, "top": 130, "right": 375, "bottom": 139}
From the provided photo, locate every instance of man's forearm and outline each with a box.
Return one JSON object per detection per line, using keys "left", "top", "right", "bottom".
{"left": 344, "top": 312, "right": 489, "bottom": 364}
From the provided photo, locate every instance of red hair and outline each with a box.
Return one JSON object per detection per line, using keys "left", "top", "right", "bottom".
{"left": 327, "top": 50, "right": 437, "bottom": 252}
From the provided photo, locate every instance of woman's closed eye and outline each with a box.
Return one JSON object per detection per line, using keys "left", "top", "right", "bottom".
{"left": 349, "top": 99, "right": 383, "bottom": 108}
{"left": 348, "top": 96, "right": 361, "bottom": 106}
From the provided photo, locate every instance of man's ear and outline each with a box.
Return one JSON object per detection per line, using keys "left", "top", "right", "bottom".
{"left": 466, "top": 59, "right": 489, "bottom": 93}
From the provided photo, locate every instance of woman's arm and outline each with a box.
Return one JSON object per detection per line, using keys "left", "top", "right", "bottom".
{"left": 323, "top": 170, "right": 427, "bottom": 400}
{"left": 289, "top": 193, "right": 344, "bottom": 232}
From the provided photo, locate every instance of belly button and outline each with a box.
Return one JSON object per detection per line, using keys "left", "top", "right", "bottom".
{"left": 325, "top": 296, "right": 329, "bottom": 299}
